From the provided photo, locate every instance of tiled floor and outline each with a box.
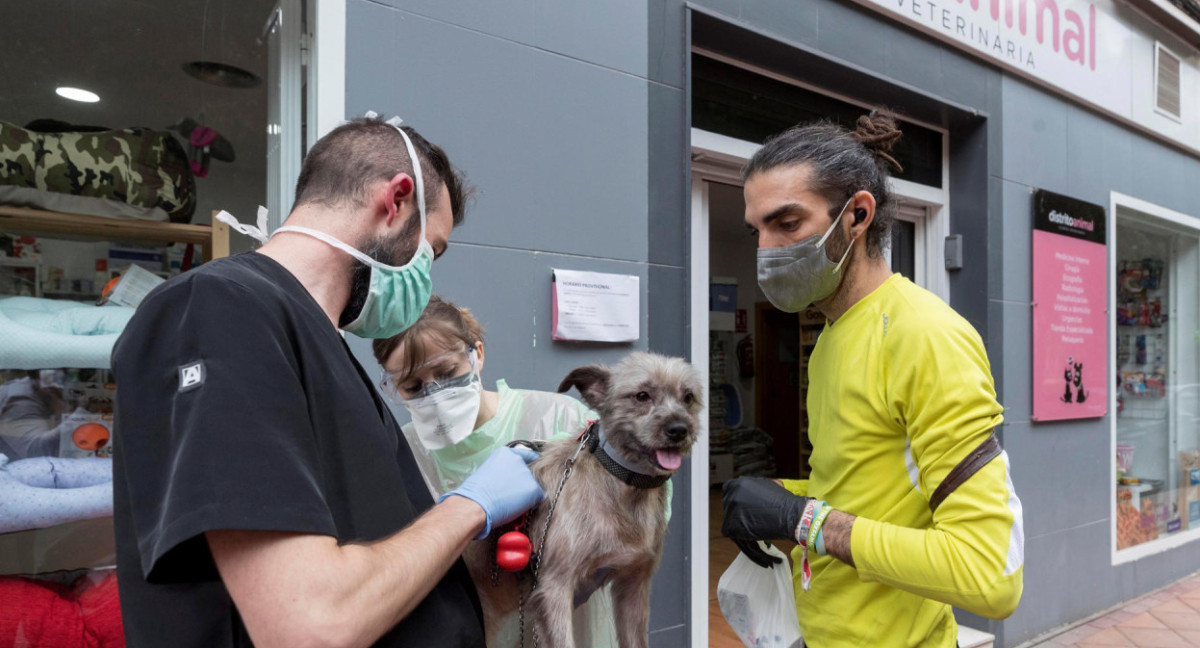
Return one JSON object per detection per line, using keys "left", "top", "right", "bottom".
{"left": 1027, "top": 572, "right": 1200, "bottom": 648}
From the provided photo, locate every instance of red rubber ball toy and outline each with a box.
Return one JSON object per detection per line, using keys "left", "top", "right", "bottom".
{"left": 496, "top": 531, "right": 532, "bottom": 572}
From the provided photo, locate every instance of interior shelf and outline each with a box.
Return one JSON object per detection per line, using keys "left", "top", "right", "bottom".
{"left": 0, "top": 205, "right": 230, "bottom": 261}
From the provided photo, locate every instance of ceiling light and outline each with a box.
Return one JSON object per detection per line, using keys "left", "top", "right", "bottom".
{"left": 56, "top": 87, "right": 100, "bottom": 103}
{"left": 182, "top": 61, "right": 262, "bottom": 89}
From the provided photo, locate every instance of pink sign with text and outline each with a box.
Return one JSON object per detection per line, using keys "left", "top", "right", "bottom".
{"left": 1032, "top": 190, "right": 1108, "bottom": 421}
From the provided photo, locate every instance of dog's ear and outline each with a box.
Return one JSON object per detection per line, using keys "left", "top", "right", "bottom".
{"left": 557, "top": 365, "right": 611, "bottom": 409}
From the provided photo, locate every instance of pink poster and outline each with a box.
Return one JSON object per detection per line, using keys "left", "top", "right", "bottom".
{"left": 1032, "top": 190, "right": 1108, "bottom": 421}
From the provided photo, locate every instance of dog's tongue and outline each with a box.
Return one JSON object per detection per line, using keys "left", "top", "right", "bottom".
{"left": 656, "top": 449, "right": 683, "bottom": 471}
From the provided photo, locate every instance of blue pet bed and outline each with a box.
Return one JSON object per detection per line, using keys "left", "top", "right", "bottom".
{"left": 0, "top": 454, "right": 112, "bottom": 534}
{"left": 0, "top": 297, "right": 134, "bottom": 370}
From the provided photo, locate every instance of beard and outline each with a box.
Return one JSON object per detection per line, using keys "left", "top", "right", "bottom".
{"left": 338, "top": 208, "right": 423, "bottom": 328}
{"left": 815, "top": 218, "right": 854, "bottom": 305}
{"left": 824, "top": 218, "right": 852, "bottom": 264}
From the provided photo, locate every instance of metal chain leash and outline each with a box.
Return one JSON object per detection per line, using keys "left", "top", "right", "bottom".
{"left": 508, "top": 428, "right": 592, "bottom": 648}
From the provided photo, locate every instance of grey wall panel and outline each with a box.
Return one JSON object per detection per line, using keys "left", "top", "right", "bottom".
{"left": 1065, "top": 107, "right": 1133, "bottom": 204}
{"left": 649, "top": 476, "right": 690, "bottom": 631}
{"left": 648, "top": 265, "right": 689, "bottom": 358}
{"left": 997, "top": 301, "right": 1031, "bottom": 423}
{"left": 417, "top": 244, "right": 543, "bottom": 390}
{"left": 648, "top": 84, "right": 688, "bottom": 268}
{"left": 882, "top": 21, "right": 947, "bottom": 98}
{"left": 939, "top": 44, "right": 992, "bottom": 109}
{"left": 1005, "top": 420, "right": 1110, "bottom": 540}
{"left": 648, "top": 0, "right": 689, "bottom": 88}
{"left": 1129, "top": 134, "right": 1194, "bottom": 216}
{"left": 947, "top": 117, "right": 994, "bottom": 338}
{"left": 1000, "top": 75, "right": 1069, "bottom": 193}
{"left": 987, "top": 296, "right": 1006, "bottom": 410}
{"left": 348, "top": 4, "right": 651, "bottom": 263}
{"left": 374, "top": 0, "right": 535, "bottom": 45}
{"left": 814, "top": 0, "right": 889, "bottom": 73}
{"left": 740, "top": 0, "right": 820, "bottom": 45}
{"left": 528, "top": 53, "right": 651, "bottom": 262}
{"left": 533, "top": 0, "right": 649, "bottom": 78}
{"left": 1005, "top": 520, "right": 1118, "bottom": 646}
{"left": 999, "top": 180, "right": 1033, "bottom": 304}
{"left": 987, "top": 176, "right": 1006, "bottom": 305}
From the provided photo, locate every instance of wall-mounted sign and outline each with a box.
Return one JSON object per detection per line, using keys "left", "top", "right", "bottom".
{"left": 846, "top": 0, "right": 1200, "bottom": 157}
{"left": 551, "top": 269, "right": 640, "bottom": 343}
{"left": 1032, "top": 189, "right": 1107, "bottom": 421}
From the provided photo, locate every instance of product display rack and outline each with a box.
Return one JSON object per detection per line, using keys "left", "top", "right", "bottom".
{"left": 0, "top": 206, "right": 230, "bottom": 575}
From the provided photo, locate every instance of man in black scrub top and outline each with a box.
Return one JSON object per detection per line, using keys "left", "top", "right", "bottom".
{"left": 111, "top": 117, "right": 544, "bottom": 648}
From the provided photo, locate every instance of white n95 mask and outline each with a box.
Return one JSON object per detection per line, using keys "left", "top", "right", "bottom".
{"left": 402, "top": 353, "right": 483, "bottom": 450}
{"left": 756, "top": 194, "right": 857, "bottom": 313}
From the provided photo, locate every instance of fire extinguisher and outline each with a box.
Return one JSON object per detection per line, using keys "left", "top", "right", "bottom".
{"left": 737, "top": 335, "right": 754, "bottom": 379}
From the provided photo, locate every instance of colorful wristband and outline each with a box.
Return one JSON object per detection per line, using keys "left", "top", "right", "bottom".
{"left": 806, "top": 504, "right": 834, "bottom": 553}
{"left": 797, "top": 499, "right": 827, "bottom": 592}
{"left": 815, "top": 524, "right": 827, "bottom": 556}
{"left": 796, "top": 499, "right": 823, "bottom": 546}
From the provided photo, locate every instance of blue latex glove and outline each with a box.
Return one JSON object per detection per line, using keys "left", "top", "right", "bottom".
{"left": 439, "top": 446, "right": 544, "bottom": 540}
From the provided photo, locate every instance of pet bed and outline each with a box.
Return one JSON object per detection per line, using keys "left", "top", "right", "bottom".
{"left": 0, "top": 297, "right": 134, "bottom": 370}
{"left": 0, "top": 454, "right": 113, "bottom": 535}
{"left": 0, "top": 119, "right": 195, "bottom": 223}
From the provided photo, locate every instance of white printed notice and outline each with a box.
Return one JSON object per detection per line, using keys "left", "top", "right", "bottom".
{"left": 551, "top": 269, "right": 640, "bottom": 342}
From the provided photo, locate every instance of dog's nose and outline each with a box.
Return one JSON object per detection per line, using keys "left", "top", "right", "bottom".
{"left": 665, "top": 422, "right": 689, "bottom": 442}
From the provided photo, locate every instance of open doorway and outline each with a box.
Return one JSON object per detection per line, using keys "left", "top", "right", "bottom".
{"left": 691, "top": 53, "right": 951, "bottom": 646}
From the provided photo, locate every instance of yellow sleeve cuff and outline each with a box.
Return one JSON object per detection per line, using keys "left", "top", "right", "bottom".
{"left": 849, "top": 515, "right": 883, "bottom": 583}
{"left": 780, "top": 479, "right": 809, "bottom": 497}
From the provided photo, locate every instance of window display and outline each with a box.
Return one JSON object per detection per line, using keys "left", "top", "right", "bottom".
{"left": 1114, "top": 211, "right": 1200, "bottom": 553}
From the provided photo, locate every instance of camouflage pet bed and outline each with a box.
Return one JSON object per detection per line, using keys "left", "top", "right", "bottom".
{"left": 0, "top": 120, "right": 195, "bottom": 223}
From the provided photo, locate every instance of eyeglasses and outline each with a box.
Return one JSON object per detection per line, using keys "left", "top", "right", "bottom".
{"left": 379, "top": 348, "right": 476, "bottom": 403}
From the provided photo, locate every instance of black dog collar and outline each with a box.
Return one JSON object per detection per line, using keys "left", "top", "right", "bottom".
{"left": 584, "top": 421, "right": 671, "bottom": 490}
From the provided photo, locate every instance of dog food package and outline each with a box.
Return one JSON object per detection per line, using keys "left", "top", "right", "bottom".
{"left": 1180, "top": 451, "right": 1200, "bottom": 531}
{"left": 718, "top": 543, "right": 803, "bottom": 648}
{"left": 58, "top": 409, "right": 113, "bottom": 459}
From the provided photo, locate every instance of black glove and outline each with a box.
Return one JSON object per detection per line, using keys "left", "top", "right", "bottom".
{"left": 721, "top": 477, "right": 810, "bottom": 568}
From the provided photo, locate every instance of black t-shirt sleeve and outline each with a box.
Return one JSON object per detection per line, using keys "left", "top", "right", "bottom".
{"left": 113, "top": 272, "right": 337, "bottom": 584}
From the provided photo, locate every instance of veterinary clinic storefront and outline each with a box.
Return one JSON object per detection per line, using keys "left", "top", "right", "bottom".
{"left": 6, "top": 0, "right": 1200, "bottom": 645}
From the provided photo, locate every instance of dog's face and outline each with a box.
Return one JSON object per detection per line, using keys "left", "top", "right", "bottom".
{"left": 558, "top": 352, "right": 703, "bottom": 476}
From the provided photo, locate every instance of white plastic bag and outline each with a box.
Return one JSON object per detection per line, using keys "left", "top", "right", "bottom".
{"left": 717, "top": 543, "right": 803, "bottom": 648}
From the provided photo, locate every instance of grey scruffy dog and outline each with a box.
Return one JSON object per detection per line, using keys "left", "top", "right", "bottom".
{"left": 464, "top": 352, "right": 703, "bottom": 648}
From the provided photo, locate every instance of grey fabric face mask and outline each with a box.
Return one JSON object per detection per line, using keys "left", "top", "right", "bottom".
{"left": 756, "top": 195, "right": 857, "bottom": 313}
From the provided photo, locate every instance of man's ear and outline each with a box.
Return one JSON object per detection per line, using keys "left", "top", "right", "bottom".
{"left": 557, "top": 365, "right": 611, "bottom": 410}
{"left": 383, "top": 173, "right": 415, "bottom": 226}
{"left": 849, "top": 190, "right": 877, "bottom": 238}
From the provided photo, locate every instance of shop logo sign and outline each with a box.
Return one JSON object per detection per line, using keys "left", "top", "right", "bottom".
{"left": 1035, "top": 191, "right": 1106, "bottom": 245}
{"left": 1048, "top": 209, "right": 1096, "bottom": 233}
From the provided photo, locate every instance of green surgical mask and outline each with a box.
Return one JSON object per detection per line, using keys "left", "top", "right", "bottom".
{"left": 276, "top": 225, "right": 434, "bottom": 339}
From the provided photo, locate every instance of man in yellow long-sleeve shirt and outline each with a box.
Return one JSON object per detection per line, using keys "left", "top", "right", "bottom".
{"left": 721, "top": 111, "right": 1024, "bottom": 648}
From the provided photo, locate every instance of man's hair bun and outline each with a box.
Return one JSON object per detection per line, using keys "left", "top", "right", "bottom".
{"left": 851, "top": 110, "right": 904, "bottom": 173}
